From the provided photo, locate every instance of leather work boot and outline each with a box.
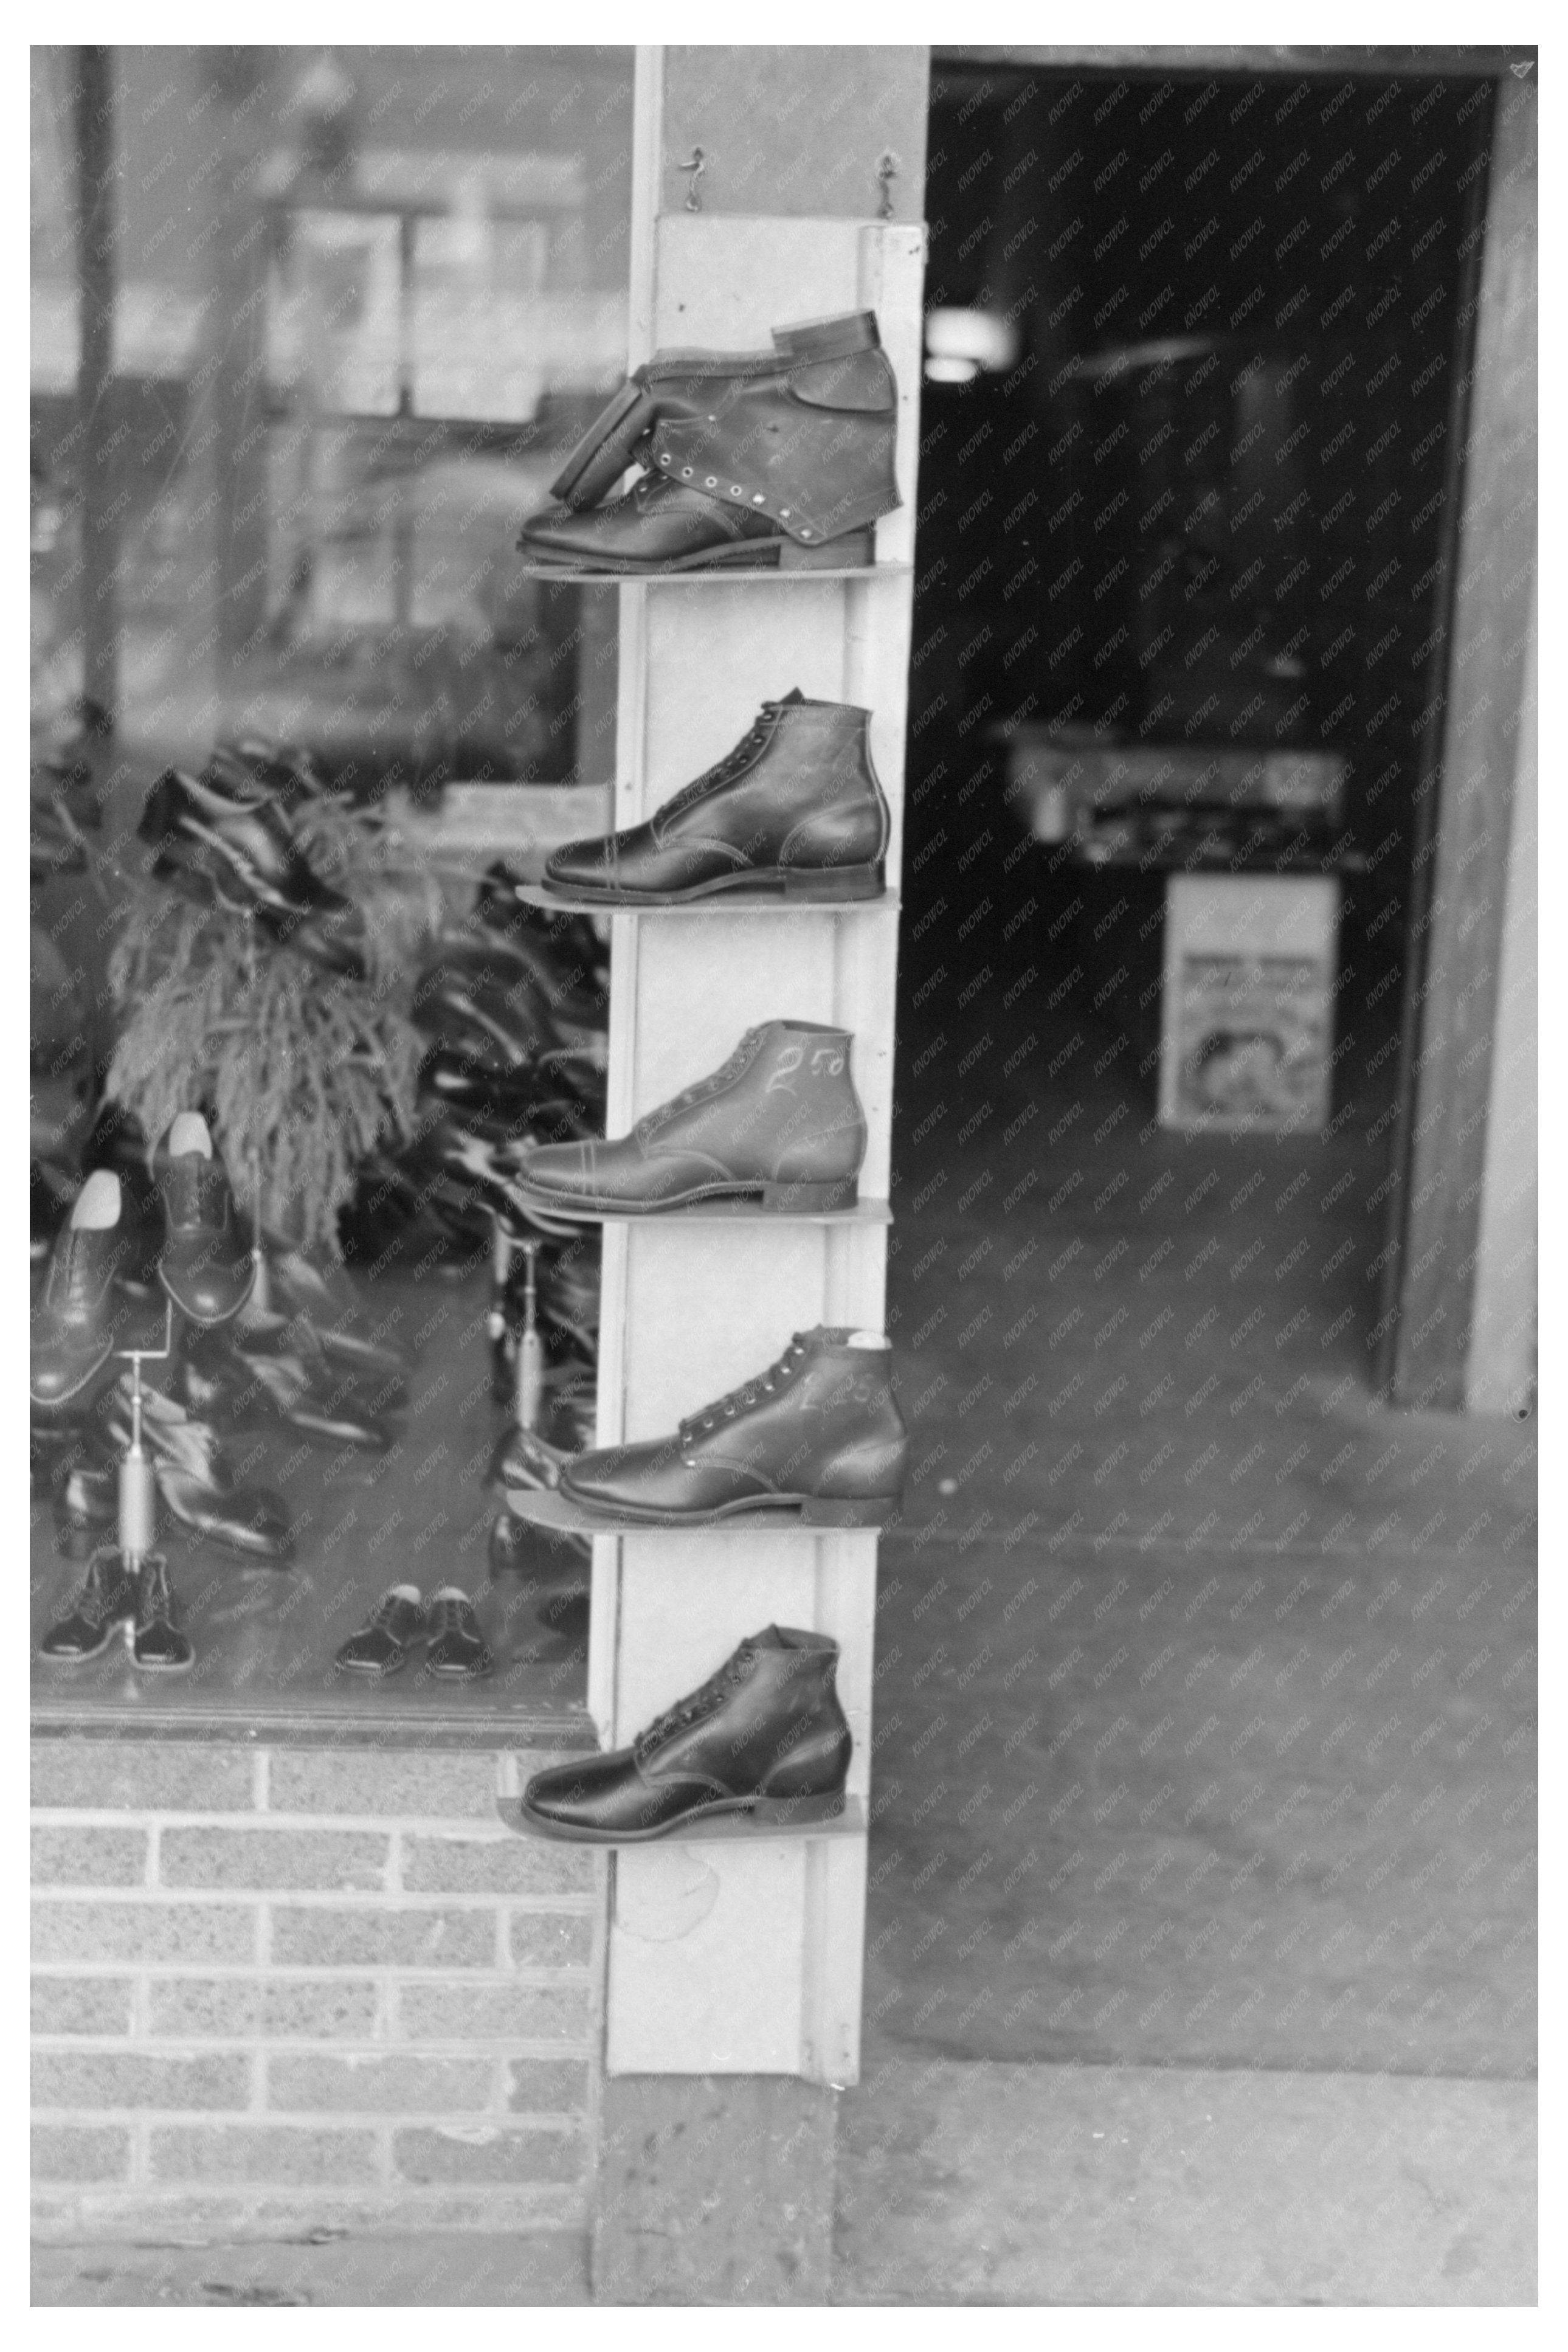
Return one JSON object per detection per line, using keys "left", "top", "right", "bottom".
{"left": 542, "top": 690, "right": 890, "bottom": 906}
{"left": 157, "top": 1115, "right": 255, "bottom": 1326}
{"left": 520, "top": 1626, "right": 851, "bottom": 1841}
{"left": 520, "top": 310, "right": 898, "bottom": 573}
{"left": 31, "top": 1171, "right": 133, "bottom": 1409}
{"left": 508, "top": 1020, "right": 866, "bottom": 1219}
{"left": 561, "top": 1327, "right": 908, "bottom": 1527}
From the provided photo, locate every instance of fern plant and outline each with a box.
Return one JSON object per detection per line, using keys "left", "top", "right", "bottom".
{"left": 106, "top": 794, "right": 444, "bottom": 1257}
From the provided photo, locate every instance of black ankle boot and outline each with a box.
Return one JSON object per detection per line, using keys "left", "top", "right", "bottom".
{"left": 132, "top": 1555, "right": 193, "bottom": 1672}
{"left": 560, "top": 1327, "right": 907, "bottom": 1527}
{"left": 542, "top": 691, "right": 889, "bottom": 907}
{"left": 40, "top": 1554, "right": 137, "bottom": 1664}
{"left": 520, "top": 1625, "right": 851, "bottom": 1842}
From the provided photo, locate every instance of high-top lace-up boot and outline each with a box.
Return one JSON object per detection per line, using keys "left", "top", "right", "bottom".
{"left": 542, "top": 690, "right": 889, "bottom": 906}
{"left": 561, "top": 1327, "right": 907, "bottom": 1526}
{"left": 520, "top": 310, "right": 898, "bottom": 573}
{"left": 520, "top": 1625, "right": 851, "bottom": 1841}
{"left": 508, "top": 1020, "right": 866, "bottom": 1219}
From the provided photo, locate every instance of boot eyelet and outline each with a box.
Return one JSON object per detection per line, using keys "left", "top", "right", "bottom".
{"left": 730, "top": 485, "right": 743, "bottom": 496}
{"left": 681, "top": 468, "right": 693, "bottom": 479}
{"left": 751, "top": 494, "right": 765, "bottom": 505}
{"left": 705, "top": 477, "right": 718, "bottom": 488}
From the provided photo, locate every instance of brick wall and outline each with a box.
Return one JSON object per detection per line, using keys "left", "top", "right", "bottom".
{"left": 30, "top": 1739, "right": 603, "bottom": 2241}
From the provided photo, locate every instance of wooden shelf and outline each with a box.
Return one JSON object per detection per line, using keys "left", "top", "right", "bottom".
{"left": 510, "top": 1195, "right": 893, "bottom": 1228}
{"left": 499, "top": 1793, "right": 867, "bottom": 1847}
{"left": 515, "top": 562, "right": 913, "bottom": 586}
{"left": 517, "top": 884, "right": 899, "bottom": 918}
{"left": 502, "top": 1486, "right": 888, "bottom": 1535}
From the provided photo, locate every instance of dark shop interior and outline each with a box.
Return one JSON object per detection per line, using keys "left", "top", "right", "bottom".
{"left": 862, "top": 58, "right": 1535, "bottom": 2095}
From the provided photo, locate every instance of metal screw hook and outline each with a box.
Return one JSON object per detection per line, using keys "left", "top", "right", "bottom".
{"left": 677, "top": 148, "right": 705, "bottom": 212}
{"left": 876, "top": 150, "right": 899, "bottom": 220}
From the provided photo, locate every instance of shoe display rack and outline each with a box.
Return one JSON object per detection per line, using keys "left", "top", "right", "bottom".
{"left": 570, "top": 200, "right": 925, "bottom": 2081}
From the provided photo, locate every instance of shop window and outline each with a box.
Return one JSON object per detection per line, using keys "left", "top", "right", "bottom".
{"left": 30, "top": 47, "right": 630, "bottom": 1728}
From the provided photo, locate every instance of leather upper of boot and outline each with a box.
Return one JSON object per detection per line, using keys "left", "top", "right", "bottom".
{"left": 562, "top": 1328, "right": 908, "bottom": 1518}
{"left": 159, "top": 1149, "right": 255, "bottom": 1325}
{"left": 545, "top": 691, "right": 889, "bottom": 899}
{"left": 647, "top": 341, "right": 897, "bottom": 545}
{"left": 539, "top": 309, "right": 898, "bottom": 546}
{"left": 523, "top": 1627, "right": 851, "bottom": 1834}
{"left": 513, "top": 1021, "right": 865, "bottom": 1209}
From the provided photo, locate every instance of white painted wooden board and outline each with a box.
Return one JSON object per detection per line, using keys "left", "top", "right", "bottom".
{"left": 595, "top": 213, "right": 924, "bottom": 2080}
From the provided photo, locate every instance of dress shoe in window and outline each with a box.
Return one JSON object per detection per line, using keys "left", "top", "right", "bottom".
{"left": 31, "top": 1171, "right": 130, "bottom": 1409}
{"left": 422, "top": 1588, "right": 494, "bottom": 1682}
{"left": 334, "top": 1585, "right": 426, "bottom": 1677}
{"left": 157, "top": 1115, "right": 255, "bottom": 1326}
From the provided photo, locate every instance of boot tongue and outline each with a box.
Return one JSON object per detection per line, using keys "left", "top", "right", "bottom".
{"left": 778, "top": 688, "right": 805, "bottom": 706}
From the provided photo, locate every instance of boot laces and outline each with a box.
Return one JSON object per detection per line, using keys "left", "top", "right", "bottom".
{"left": 138, "top": 1557, "right": 174, "bottom": 1624}
{"left": 636, "top": 1644, "right": 757, "bottom": 1757}
{"left": 680, "top": 1334, "right": 808, "bottom": 1440}
{"left": 646, "top": 1031, "right": 761, "bottom": 1129}
{"left": 658, "top": 708, "right": 781, "bottom": 821}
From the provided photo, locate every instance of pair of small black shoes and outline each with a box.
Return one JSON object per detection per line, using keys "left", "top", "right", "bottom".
{"left": 40, "top": 1552, "right": 193, "bottom": 1673}
{"left": 334, "top": 1585, "right": 494, "bottom": 1682}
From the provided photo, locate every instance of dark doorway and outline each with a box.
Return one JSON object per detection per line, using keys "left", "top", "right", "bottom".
{"left": 864, "top": 61, "right": 1536, "bottom": 2084}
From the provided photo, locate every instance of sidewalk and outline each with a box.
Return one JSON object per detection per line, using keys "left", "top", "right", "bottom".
{"left": 33, "top": 2052, "right": 1535, "bottom": 2306}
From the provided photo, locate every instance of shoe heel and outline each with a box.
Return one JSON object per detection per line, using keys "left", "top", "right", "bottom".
{"left": 776, "top": 527, "right": 874, "bottom": 572}
{"left": 798, "top": 1493, "right": 896, "bottom": 1528}
{"left": 747, "top": 1790, "right": 846, "bottom": 1827}
{"left": 782, "top": 863, "right": 885, "bottom": 902}
{"left": 759, "top": 1177, "right": 858, "bottom": 1212}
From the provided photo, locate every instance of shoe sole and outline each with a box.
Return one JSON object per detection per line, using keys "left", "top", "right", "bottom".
{"left": 518, "top": 1790, "right": 846, "bottom": 1843}
{"left": 518, "top": 526, "right": 875, "bottom": 576}
{"left": 557, "top": 1483, "right": 897, "bottom": 1529}
{"left": 508, "top": 1175, "right": 859, "bottom": 1221}
{"left": 537, "top": 864, "right": 885, "bottom": 909}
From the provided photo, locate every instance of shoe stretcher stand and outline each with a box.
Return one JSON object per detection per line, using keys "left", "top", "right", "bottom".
{"left": 515, "top": 209, "right": 923, "bottom": 2084}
